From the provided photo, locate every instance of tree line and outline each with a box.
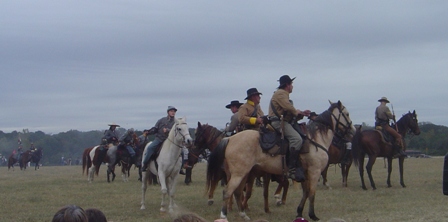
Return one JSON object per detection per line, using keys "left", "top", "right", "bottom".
{"left": 0, "top": 122, "right": 447, "bottom": 166}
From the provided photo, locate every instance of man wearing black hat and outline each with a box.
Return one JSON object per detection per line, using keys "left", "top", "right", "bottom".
{"left": 268, "top": 75, "right": 311, "bottom": 182}
{"left": 142, "top": 106, "right": 178, "bottom": 172}
{"left": 238, "top": 88, "right": 265, "bottom": 131}
{"left": 375, "top": 97, "right": 405, "bottom": 157}
{"left": 224, "top": 100, "right": 243, "bottom": 135}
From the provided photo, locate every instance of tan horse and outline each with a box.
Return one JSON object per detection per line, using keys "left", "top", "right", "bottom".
{"left": 206, "top": 101, "right": 355, "bottom": 221}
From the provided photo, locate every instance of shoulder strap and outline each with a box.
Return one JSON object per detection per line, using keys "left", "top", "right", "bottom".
{"left": 270, "top": 101, "right": 281, "bottom": 118}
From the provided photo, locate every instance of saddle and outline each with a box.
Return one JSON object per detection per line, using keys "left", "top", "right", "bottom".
{"left": 259, "top": 122, "right": 309, "bottom": 155}
{"left": 375, "top": 126, "right": 394, "bottom": 144}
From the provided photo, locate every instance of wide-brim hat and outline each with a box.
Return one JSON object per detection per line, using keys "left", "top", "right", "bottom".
{"left": 108, "top": 122, "right": 120, "bottom": 127}
{"left": 245, "top": 88, "right": 262, "bottom": 100}
{"left": 167, "top": 106, "right": 178, "bottom": 112}
{"left": 378, "top": 97, "right": 390, "bottom": 103}
{"left": 225, "top": 100, "right": 243, "bottom": 109}
{"left": 278, "top": 75, "right": 296, "bottom": 88}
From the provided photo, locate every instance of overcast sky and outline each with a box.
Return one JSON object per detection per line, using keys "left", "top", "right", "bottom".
{"left": 1, "top": 1, "right": 447, "bottom": 134}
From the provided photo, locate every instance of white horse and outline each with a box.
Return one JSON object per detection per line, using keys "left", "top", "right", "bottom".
{"left": 140, "top": 117, "right": 193, "bottom": 213}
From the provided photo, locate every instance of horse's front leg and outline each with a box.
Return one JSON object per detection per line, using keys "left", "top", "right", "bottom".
{"left": 296, "top": 180, "right": 309, "bottom": 218}
{"left": 306, "top": 171, "right": 322, "bottom": 221}
{"left": 167, "top": 175, "right": 179, "bottom": 214}
{"left": 399, "top": 156, "right": 406, "bottom": 187}
{"left": 158, "top": 173, "right": 168, "bottom": 213}
{"left": 386, "top": 157, "right": 393, "bottom": 187}
{"left": 140, "top": 170, "right": 149, "bottom": 210}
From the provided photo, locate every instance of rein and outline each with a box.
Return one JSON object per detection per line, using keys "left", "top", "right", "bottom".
{"left": 166, "top": 123, "right": 190, "bottom": 149}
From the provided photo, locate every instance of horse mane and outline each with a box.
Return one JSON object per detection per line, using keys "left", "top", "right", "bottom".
{"left": 308, "top": 103, "right": 340, "bottom": 140}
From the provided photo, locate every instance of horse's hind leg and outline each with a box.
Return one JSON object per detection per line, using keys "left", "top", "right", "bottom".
{"left": 366, "top": 156, "right": 377, "bottom": 190}
{"left": 358, "top": 156, "right": 368, "bottom": 190}
{"left": 221, "top": 175, "right": 250, "bottom": 221}
{"left": 140, "top": 171, "right": 149, "bottom": 210}
{"left": 306, "top": 170, "right": 322, "bottom": 221}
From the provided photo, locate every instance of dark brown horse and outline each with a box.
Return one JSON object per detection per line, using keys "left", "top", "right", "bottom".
{"left": 321, "top": 138, "right": 352, "bottom": 188}
{"left": 8, "top": 152, "right": 19, "bottom": 170}
{"left": 20, "top": 148, "right": 43, "bottom": 170}
{"left": 352, "top": 110, "right": 420, "bottom": 190}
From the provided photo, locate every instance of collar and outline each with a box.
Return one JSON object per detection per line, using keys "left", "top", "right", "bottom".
{"left": 247, "top": 100, "right": 255, "bottom": 106}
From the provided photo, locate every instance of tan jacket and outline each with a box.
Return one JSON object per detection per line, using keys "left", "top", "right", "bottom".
{"left": 268, "top": 88, "right": 298, "bottom": 122}
{"left": 238, "top": 100, "right": 264, "bottom": 130}
{"left": 375, "top": 103, "right": 393, "bottom": 126}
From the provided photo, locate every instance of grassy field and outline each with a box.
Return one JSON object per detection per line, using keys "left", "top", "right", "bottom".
{"left": 1, "top": 157, "right": 447, "bottom": 222}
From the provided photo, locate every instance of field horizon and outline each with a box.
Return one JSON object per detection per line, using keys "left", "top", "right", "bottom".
{"left": 2, "top": 157, "right": 447, "bottom": 222}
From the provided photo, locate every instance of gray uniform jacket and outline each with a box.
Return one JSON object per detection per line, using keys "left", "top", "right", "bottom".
{"left": 153, "top": 116, "right": 175, "bottom": 141}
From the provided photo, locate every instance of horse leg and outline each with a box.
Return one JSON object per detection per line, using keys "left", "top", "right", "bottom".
{"left": 184, "top": 167, "right": 192, "bottom": 185}
{"left": 167, "top": 176, "right": 179, "bottom": 214}
{"left": 296, "top": 180, "right": 309, "bottom": 218}
{"left": 358, "top": 155, "right": 368, "bottom": 190}
{"left": 366, "top": 156, "right": 378, "bottom": 190}
{"left": 140, "top": 170, "right": 149, "bottom": 210}
{"left": 280, "top": 177, "right": 289, "bottom": 205}
{"left": 233, "top": 177, "right": 251, "bottom": 221}
{"left": 242, "top": 174, "right": 256, "bottom": 211}
{"left": 399, "top": 156, "right": 406, "bottom": 187}
{"left": 304, "top": 169, "right": 321, "bottom": 221}
{"left": 262, "top": 174, "right": 271, "bottom": 213}
{"left": 386, "top": 157, "right": 393, "bottom": 187}
{"left": 220, "top": 175, "right": 249, "bottom": 221}
{"left": 158, "top": 172, "right": 168, "bottom": 213}
{"left": 321, "top": 165, "right": 331, "bottom": 189}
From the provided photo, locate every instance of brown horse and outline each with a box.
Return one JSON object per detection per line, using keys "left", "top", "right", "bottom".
{"left": 20, "top": 148, "right": 43, "bottom": 170}
{"left": 352, "top": 110, "right": 420, "bottom": 190}
{"left": 206, "top": 101, "right": 355, "bottom": 221}
{"left": 8, "top": 152, "right": 19, "bottom": 170}
{"left": 108, "top": 132, "right": 141, "bottom": 182}
{"left": 321, "top": 138, "right": 352, "bottom": 188}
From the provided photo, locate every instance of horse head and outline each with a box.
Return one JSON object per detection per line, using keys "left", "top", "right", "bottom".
{"left": 329, "top": 100, "right": 356, "bottom": 142}
{"left": 173, "top": 117, "right": 193, "bottom": 147}
{"left": 400, "top": 110, "right": 420, "bottom": 135}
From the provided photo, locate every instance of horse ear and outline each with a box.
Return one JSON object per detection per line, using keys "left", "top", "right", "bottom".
{"left": 413, "top": 110, "right": 416, "bottom": 115}
{"left": 338, "top": 100, "right": 342, "bottom": 107}
{"left": 328, "top": 100, "right": 333, "bottom": 104}
{"left": 198, "top": 122, "right": 202, "bottom": 127}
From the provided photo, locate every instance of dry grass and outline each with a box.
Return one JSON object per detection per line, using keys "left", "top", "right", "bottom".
{"left": 1, "top": 157, "right": 447, "bottom": 222}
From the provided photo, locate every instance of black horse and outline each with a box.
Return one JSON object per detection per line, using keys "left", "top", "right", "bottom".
{"left": 20, "top": 148, "right": 43, "bottom": 170}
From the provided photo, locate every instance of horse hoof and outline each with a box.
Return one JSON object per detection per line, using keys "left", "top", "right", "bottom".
{"left": 310, "top": 215, "right": 320, "bottom": 221}
{"left": 140, "top": 206, "right": 145, "bottom": 210}
{"left": 276, "top": 201, "right": 283, "bottom": 206}
{"left": 207, "top": 200, "right": 214, "bottom": 206}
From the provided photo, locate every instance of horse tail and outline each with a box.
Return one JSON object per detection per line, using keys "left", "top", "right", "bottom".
{"left": 82, "top": 148, "right": 89, "bottom": 175}
{"left": 206, "top": 138, "right": 229, "bottom": 195}
{"left": 351, "top": 126, "right": 363, "bottom": 167}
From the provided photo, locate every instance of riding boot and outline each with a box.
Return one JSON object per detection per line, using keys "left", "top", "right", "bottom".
{"left": 393, "top": 143, "right": 407, "bottom": 158}
{"left": 142, "top": 162, "right": 148, "bottom": 172}
{"left": 179, "top": 168, "right": 186, "bottom": 175}
{"left": 288, "top": 149, "right": 305, "bottom": 182}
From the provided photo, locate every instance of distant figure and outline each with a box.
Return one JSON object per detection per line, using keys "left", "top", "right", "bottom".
{"left": 52, "top": 205, "right": 88, "bottom": 222}
{"left": 85, "top": 208, "right": 107, "bottom": 222}
{"left": 173, "top": 213, "right": 208, "bottom": 222}
{"left": 224, "top": 100, "right": 243, "bottom": 135}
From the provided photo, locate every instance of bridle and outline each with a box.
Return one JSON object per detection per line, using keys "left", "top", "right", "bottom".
{"left": 331, "top": 105, "right": 353, "bottom": 143}
{"left": 167, "top": 122, "right": 191, "bottom": 148}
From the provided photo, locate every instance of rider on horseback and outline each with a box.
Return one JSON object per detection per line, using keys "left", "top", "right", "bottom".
{"left": 142, "top": 106, "right": 177, "bottom": 172}
{"left": 238, "top": 88, "right": 265, "bottom": 131}
{"left": 375, "top": 97, "right": 406, "bottom": 158}
{"left": 101, "top": 123, "right": 120, "bottom": 150}
{"left": 119, "top": 128, "right": 137, "bottom": 166}
{"left": 268, "top": 75, "right": 311, "bottom": 182}
{"left": 224, "top": 100, "right": 243, "bottom": 136}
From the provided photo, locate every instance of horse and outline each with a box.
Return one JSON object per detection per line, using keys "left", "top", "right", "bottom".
{"left": 206, "top": 101, "right": 355, "bottom": 221}
{"left": 140, "top": 117, "right": 193, "bottom": 213}
{"left": 107, "top": 132, "right": 140, "bottom": 183}
{"left": 352, "top": 110, "right": 421, "bottom": 190}
{"left": 8, "top": 152, "right": 19, "bottom": 171}
{"left": 321, "top": 138, "right": 352, "bottom": 188}
{"left": 82, "top": 143, "right": 116, "bottom": 183}
{"left": 20, "top": 148, "right": 43, "bottom": 170}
